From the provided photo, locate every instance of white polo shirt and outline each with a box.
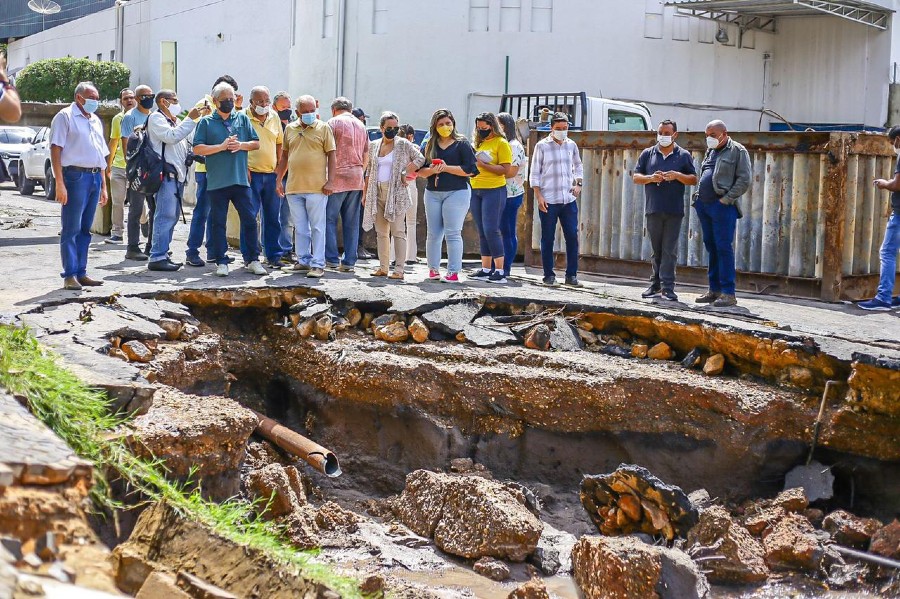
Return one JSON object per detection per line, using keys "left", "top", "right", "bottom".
{"left": 49, "top": 102, "right": 109, "bottom": 169}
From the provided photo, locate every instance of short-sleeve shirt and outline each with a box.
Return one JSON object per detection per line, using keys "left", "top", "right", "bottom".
{"left": 120, "top": 108, "right": 151, "bottom": 140}
{"left": 892, "top": 159, "right": 900, "bottom": 213}
{"left": 506, "top": 139, "right": 528, "bottom": 198}
{"left": 471, "top": 135, "right": 513, "bottom": 189}
{"left": 110, "top": 111, "right": 127, "bottom": 169}
{"left": 635, "top": 144, "right": 697, "bottom": 215}
{"left": 425, "top": 139, "right": 478, "bottom": 192}
{"left": 191, "top": 95, "right": 214, "bottom": 174}
{"left": 327, "top": 112, "right": 368, "bottom": 192}
{"left": 192, "top": 110, "right": 259, "bottom": 191}
{"left": 245, "top": 107, "right": 283, "bottom": 174}
{"left": 282, "top": 120, "right": 336, "bottom": 195}
{"left": 49, "top": 103, "right": 109, "bottom": 169}
{"left": 697, "top": 150, "right": 721, "bottom": 203}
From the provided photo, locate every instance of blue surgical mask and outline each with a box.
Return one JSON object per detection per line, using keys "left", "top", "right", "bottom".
{"left": 300, "top": 112, "right": 317, "bottom": 126}
{"left": 82, "top": 98, "right": 99, "bottom": 114}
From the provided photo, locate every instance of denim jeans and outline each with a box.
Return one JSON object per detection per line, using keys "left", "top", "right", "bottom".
{"left": 325, "top": 190, "right": 362, "bottom": 266}
{"left": 646, "top": 212, "right": 683, "bottom": 291}
{"left": 59, "top": 169, "right": 101, "bottom": 279}
{"left": 470, "top": 186, "right": 507, "bottom": 259}
{"left": 500, "top": 193, "right": 523, "bottom": 276}
{"left": 287, "top": 193, "right": 327, "bottom": 269}
{"left": 186, "top": 172, "right": 213, "bottom": 261}
{"left": 148, "top": 178, "right": 183, "bottom": 263}
{"left": 694, "top": 199, "right": 739, "bottom": 295}
{"left": 248, "top": 172, "right": 284, "bottom": 262}
{"left": 876, "top": 211, "right": 900, "bottom": 303}
{"left": 207, "top": 184, "right": 259, "bottom": 265}
{"left": 263, "top": 195, "right": 293, "bottom": 258}
{"left": 539, "top": 201, "right": 579, "bottom": 279}
{"left": 424, "top": 188, "right": 470, "bottom": 274}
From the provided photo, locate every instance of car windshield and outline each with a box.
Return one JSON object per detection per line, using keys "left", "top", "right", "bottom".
{"left": 3, "top": 130, "right": 35, "bottom": 144}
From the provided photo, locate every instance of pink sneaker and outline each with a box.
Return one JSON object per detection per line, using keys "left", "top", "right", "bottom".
{"left": 428, "top": 269, "right": 441, "bottom": 280}
{"left": 442, "top": 272, "right": 460, "bottom": 283}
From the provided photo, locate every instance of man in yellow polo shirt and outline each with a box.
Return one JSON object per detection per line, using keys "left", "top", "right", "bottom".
{"left": 105, "top": 87, "right": 135, "bottom": 243}
{"left": 245, "top": 85, "right": 287, "bottom": 267}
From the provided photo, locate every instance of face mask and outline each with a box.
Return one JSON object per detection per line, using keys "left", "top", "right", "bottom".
{"left": 437, "top": 125, "right": 453, "bottom": 138}
{"left": 254, "top": 105, "right": 269, "bottom": 116}
{"left": 657, "top": 135, "right": 673, "bottom": 148}
{"left": 383, "top": 127, "right": 399, "bottom": 139}
{"left": 81, "top": 98, "right": 99, "bottom": 114}
{"left": 477, "top": 129, "right": 491, "bottom": 139}
{"left": 139, "top": 96, "right": 155, "bottom": 110}
{"left": 551, "top": 129, "right": 567, "bottom": 141}
{"left": 218, "top": 99, "right": 235, "bottom": 114}
{"left": 167, "top": 102, "right": 183, "bottom": 116}
{"left": 706, "top": 135, "right": 720, "bottom": 150}
{"left": 300, "top": 112, "right": 317, "bottom": 126}
{"left": 277, "top": 109, "right": 293, "bottom": 121}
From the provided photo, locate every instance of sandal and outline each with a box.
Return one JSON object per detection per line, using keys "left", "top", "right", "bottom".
{"left": 388, "top": 271, "right": 405, "bottom": 280}
{"left": 372, "top": 268, "right": 389, "bottom": 277}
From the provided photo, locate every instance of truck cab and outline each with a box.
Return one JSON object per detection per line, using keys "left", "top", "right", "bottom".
{"left": 500, "top": 92, "right": 651, "bottom": 132}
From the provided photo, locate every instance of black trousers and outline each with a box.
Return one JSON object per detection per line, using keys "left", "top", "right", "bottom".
{"left": 646, "top": 212, "right": 683, "bottom": 291}
{"left": 126, "top": 188, "right": 154, "bottom": 252}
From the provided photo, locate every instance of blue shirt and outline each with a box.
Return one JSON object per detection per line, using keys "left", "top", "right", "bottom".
{"left": 120, "top": 108, "right": 151, "bottom": 139}
{"left": 635, "top": 144, "right": 696, "bottom": 215}
{"left": 193, "top": 110, "right": 259, "bottom": 191}
{"left": 697, "top": 150, "right": 720, "bottom": 203}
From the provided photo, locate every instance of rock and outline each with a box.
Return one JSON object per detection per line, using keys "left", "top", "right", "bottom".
{"left": 687, "top": 489, "right": 711, "bottom": 510}
{"left": 774, "top": 487, "right": 808, "bottom": 513}
{"left": 315, "top": 501, "right": 362, "bottom": 532}
{"left": 576, "top": 319, "right": 594, "bottom": 331}
{"left": 647, "top": 342, "right": 674, "bottom": 361}
{"left": 180, "top": 323, "right": 200, "bottom": 340}
{"left": 449, "top": 458, "right": 492, "bottom": 479}
{"left": 598, "top": 344, "right": 632, "bottom": 358}
{"left": 524, "top": 325, "right": 551, "bottom": 351}
{"left": 681, "top": 348, "right": 703, "bottom": 369}
{"left": 332, "top": 317, "right": 351, "bottom": 332}
{"left": 686, "top": 505, "right": 769, "bottom": 584}
{"left": 245, "top": 464, "right": 305, "bottom": 519}
{"left": 523, "top": 302, "right": 543, "bottom": 314}
{"left": 372, "top": 313, "right": 405, "bottom": 331}
{"left": 0, "top": 538, "right": 22, "bottom": 563}
{"left": 314, "top": 315, "right": 333, "bottom": 341}
{"left": 869, "top": 519, "right": 900, "bottom": 559}
{"left": 803, "top": 508, "right": 825, "bottom": 527}
{"left": 408, "top": 317, "right": 430, "bottom": 343}
{"left": 528, "top": 546, "right": 561, "bottom": 576}
{"left": 34, "top": 531, "right": 62, "bottom": 562}
{"left": 744, "top": 506, "right": 786, "bottom": 536}
{"left": 631, "top": 343, "right": 648, "bottom": 358}
{"left": 288, "top": 297, "right": 319, "bottom": 313}
{"left": 111, "top": 545, "right": 155, "bottom": 595}
{"left": 421, "top": 302, "right": 480, "bottom": 337}
{"left": 464, "top": 316, "right": 517, "bottom": 347}
{"left": 176, "top": 571, "right": 239, "bottom": 599}
{"left": 780, "top": 365, "right": 815, "bottom": 389}
{"left": 360, "top": 312, "right": 375, "bottom": 330}
{"left": 284, "top": 506, "right": 321, "bottom": 550}
{"left": 136, "top": 572, "right": 192, "bottom": 599}
{"left": 392, "top": 470, "right": 543, "bottom": 561}
{"left": 158, "top": 318, "right": 184, "bottom": 341}
{"left": 548, "top": 317, "right": 583, "bottom": 351}
{"left": 122, "top": 340, "right": 153, "bottom": 363}
{"left": 783, "top": 460, "right": 835, "bottom": 502}
{"left": 296, "top": 318, "right": 314, "bottom": 338}
{"left": 375, "top": 321, "right": 409, "bottom": 343}
{"left": 346, "top": 308, "right": 362, "bottom": 327}
{"left": 108, "top": 347, "right": 129, "bottom": 361}
{"left": 703, "top": 354, "right": 725, "bottom": 375}
{"left": 762, "top": 513, "right": 824, "bottom": 572}
{"left": 359, "top": 575, "right": 385, "bottom": 598}
{"left": 46, "top": 561, "right": 75, "bottom": 583}
{"left": 507, "top": 578, "right": 551, "bottom": 599}
{"left": 571, "top": 535, "right": 710, "bottom": 599}
{"left": 577, "top": 328, "right": 598, "bottom": 345}
{"left": 473, "top": 556, "right": 510, "bottom": 581}
{"left": 822, "top": 510, "right": 882, "bottom": 548}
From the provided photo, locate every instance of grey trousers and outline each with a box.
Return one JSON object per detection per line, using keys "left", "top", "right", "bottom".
{"left": 646, "top": 212, "right": 683, "bottom": 291}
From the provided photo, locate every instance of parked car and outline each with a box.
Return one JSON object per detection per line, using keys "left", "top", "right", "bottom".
{"left": 0, "top": 126, "right": 36, "bottom": 188}
{"left": 367, "top": 126, "right": 427, "bottom": 146}
{"left": 500, "top": 92, "right": 652, "bottom": 132}
{"left": 17, "top": 126, "right": 55, "bottom": 199}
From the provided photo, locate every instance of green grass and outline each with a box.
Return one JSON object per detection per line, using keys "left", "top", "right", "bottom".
{"left": 0, "top": 325, "right": 365, "bottom": 598}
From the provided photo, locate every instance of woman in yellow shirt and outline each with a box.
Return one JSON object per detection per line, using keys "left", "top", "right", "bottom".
{"left": 469, "top": 112, "right": 513, "bottom": 284}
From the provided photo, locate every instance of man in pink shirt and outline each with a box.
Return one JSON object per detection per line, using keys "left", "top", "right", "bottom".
{"left": 325, "top": 97, "right": 369, "bottom": 271}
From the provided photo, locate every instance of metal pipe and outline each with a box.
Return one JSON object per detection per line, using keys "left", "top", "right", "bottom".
{"left": 252, "top": 410, "right": 342, "bottom": 478}
{"left": 807, "top": 380, "right": 838, "bottom": 465}
{"left": 833, "top": 545, "right": 900, "bottom": 570}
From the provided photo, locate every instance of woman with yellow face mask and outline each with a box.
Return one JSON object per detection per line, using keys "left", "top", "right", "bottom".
{"left": 417, "top": 109, "right": 479, "bottom": 283}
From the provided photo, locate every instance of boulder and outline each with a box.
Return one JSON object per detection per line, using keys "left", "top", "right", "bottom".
{"left": 507, "top": 578, "right": 551, "bottom": 599}
{"left": 315, "top": 501, "right": 362, "bottom": 532}
{"left": 869, "top": 519, "right": 900, "bottom": 559}
{"left": 686, "top": 505, "right": 768, "bottom": 584}
{"left": 314, "top": 315, "right": 333, "bottom": 341}
{"left": 703, "top": 354, "right": 725, "bottom": 375}
{"left": 822, "top": 510, "right": 882, "bottom": 549}
{"left": 392, "top": 470, "right": 543, "bottom": 561}
{"left": 180, "top": 324, "right": 200, "bottom": 341}
{"left": 158, "top": 318, "right": 184, "bottom": 341}
{"left": 774, "top": 487, "right": 809, "bottom": 513}
{"left": 408, "top": 317, "right": 430, "bottom": 343}
{"left": 473, "top": 556, "right": 510, "bottom": 581}
{"left": 524, "top": 325, "right": 551, "bottom": 351}
{"left": 361, "top": 313, "right": 375, "bottom": 331}
{"left": 245, "top": 464, "right": 306, "bottom": 519}
{"left": 375, "top": 321, "right": 409, "bottom": 343}
{"left": 631, "top": 344, "right": 648, "bottom": 359}
{"left": 762, "top": 513, "right": 824, "bottom": 572}
{"left": 346, "top": 308, "right": 362, "bottom": 327}
{"left": 647, "top": 343, "right": 674, "bottom": 361}
{"left": 122, "top": 340, "right": 153, "bottom": 363}
{"left": 297, "top": 319, "right": 314, "bottom": 338}
{"left": 744, "top": 506, "right": 786, "bottom": 536}
{"left": 571, "top": 535, "right": 710, "bottom": 599}
{"left": 549, "top": 317, "right": 582, "bottom": 351}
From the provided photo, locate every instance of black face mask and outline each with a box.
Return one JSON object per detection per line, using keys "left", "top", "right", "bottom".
{"left": 218, "top": 99, "right": 235, "bottom": 114}
{"left": 139, "top": 96, "right": 155, "bottom": 110}
{"left": 277, "top": 109, "right": 292, "bottom": 121}
{"left": 383, "top": 127, "right": 399, "bottom": 139}
{"left": 477, "top": 129, "right": 491, "bottom": 139}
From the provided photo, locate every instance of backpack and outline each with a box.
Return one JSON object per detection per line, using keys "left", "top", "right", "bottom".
{"left": 125, "top": 120, "right": 167, "bottom": 195}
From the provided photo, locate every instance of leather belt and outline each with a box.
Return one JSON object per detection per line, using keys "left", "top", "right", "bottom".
{"left": 63, "top": 166, "right": 102, "bottom": 173}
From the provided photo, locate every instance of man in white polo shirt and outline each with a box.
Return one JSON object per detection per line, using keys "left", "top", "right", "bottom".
{"left": 49, "top": 81, "right": 109, "bottom": 291}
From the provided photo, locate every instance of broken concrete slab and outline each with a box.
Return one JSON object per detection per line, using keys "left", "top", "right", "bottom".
{"left": 549, "top": 317, "right": 582, "bottom": 351}
{"left": 421, "top": 302, "right": 480, "bottom": 336}
{"left": 462, "top": 315, "right": 517, "bottom": 348}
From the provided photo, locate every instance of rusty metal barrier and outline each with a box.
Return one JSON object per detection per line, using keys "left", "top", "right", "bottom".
{"left": 524, "top": 131, "right": 899, "bottom": 301}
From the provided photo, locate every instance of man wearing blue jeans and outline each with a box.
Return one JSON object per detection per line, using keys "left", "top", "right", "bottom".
{"left": 530, "top": 113, "right": 584, "bottom": 287}
{"left": 859, "top": 126, "right": 900, "bottom": 310}
{"left": 693, "top": 120, "right": 751, "bottom": 308}
{"left": 49, "top": 82, "right": 110, "bottom": 291}
{"left": 325, "top": 98, "right": 368, "bottom": 271}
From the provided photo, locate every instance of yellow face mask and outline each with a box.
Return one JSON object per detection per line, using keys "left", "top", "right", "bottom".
{"left": 436, "top": 125, "right": 453, "bottom": 138}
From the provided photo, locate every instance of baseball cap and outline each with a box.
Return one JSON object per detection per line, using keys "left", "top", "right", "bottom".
{"left": 351, "top": 107, "right": 368, "bottom": 119}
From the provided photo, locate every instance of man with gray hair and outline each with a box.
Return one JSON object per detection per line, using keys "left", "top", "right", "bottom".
{"left": 270, "top": 91, "right": 296, "bottom": 259}
{"left": 193, "top": 81, "right": 263, "bottom": 277}
{"left": 324, "top": 96, "right": 368, "bottom": 271}
{"left": 693, "top": 119, "right": 751, "bottom": 308}
{"left": 49, "top": 81, "right": 109, "bottom": 290}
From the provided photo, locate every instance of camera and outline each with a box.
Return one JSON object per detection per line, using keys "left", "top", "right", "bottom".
{"left": 185, "top": 151, "right": 205, "bottom": 167}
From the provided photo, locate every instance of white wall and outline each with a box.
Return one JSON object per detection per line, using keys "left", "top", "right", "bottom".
{"left": 7, "top": 9, "right": 116, "bottom": 75}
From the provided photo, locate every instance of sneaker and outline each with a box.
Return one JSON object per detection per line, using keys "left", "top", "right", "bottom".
{"left": 246, "top": 260, "right": 268, "bottom": 276}
{"left": 428, "top": 269, "right": 441, "bottom": 280}
{"left": 660, "top": 289, "right": 678, "bottom": 301}
{"left": 892, "top": 295, "right": 900, "bottom": 307}
{"left": 185, "top": 256, "right": 206, "bottom": 267}
{"left": 338, "top": 264, "right": 355, "bottom": 273}
{"left": 712, "top": 294, "right": 737, "bottom": 308}
{"left": 125, "top": 247, "right": 148, "bottom": 261}
{"left": 857, "top": 298, "right": 892, "bottom": 311}
{"left": 215, "top": 264, "right": 229, "bottom": 277}
{"left": 470, "top": 268, "right": 492, "bottom": 280}
{"left": 542, "top": 276, "right": 557, "bottom": 286}
{"left": 307, "top": 268, "right": 325, "bottom": 278}
{"left": 695, "top": 291, "right": 721, "bottom": 304}
{"left": 104, "top": 235, "right": 123, "bottom": 244}
{"left": 325, "top": 261, "right": 340, "bottom": 269}
{"left": 564, "top": 276, "right": 582, "bottom": 288}
{"left": 641, "top": 285, "right": 661, "bottom": 298}
{"left": 285, "top": 262, "right": 310, "bottom": 272}
{"left": 488, "top": 271, "right": 507, "bottom": 284}
{"left": 442, "top": 272, "right": 460, "bottom": 283}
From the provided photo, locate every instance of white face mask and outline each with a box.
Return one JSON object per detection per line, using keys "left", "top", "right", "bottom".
{"left": 551, "top": 129, "right": 568, "bottom": 141}
{"left": 254, "top": 105, "right": 270, "bottom": 116}
{"left": 706, "top": 135, "right": 721, "bottom": 150}
{"left": 167, "top": 102, "right": 182, "bottom": 116}
{"left": 657, "top": 135, "right": 673, "bottom": 148}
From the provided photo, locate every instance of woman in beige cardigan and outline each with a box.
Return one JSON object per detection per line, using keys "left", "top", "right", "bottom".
{"left": 362, "top": 112, "right": 426, "bottom": 280}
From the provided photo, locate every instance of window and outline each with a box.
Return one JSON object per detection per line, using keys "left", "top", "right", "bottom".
{"left": 531, "top": 0, "right": 552, "bottom": 32}
{"left": 672, "top": 15, "right": 689, "bottom": 41}
{"left": 500, "top": 0, "right": 521, "bottom": 32}
{"left": 109, "top": 49, "right": 115, "bottom": 61}
{"left": 373, "top": 0, "right": 388, "bottom": 34}
{"left": 160, "top": 41, "right": 177, "bottom": 90}
{"left": 323, "top": 0, "right": 335, "bottom": 38}
{"left": 643, "top": 14, "right": 663, "bottom": 39}
{"left": 608, "top": 110, "right": 648, "bottom": 131}
{"left": 469, "top": 0, "right": 489, "bottom": 32}
{"left": 96, "top": 53, "right": 102, "bottom": 61}
{"left": 698, "top": 19, "right": 714, "bottom": 43}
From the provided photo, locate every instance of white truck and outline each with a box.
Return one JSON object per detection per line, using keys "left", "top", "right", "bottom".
{"left": 499, "top": 92, "right": 652, "bottom": 132}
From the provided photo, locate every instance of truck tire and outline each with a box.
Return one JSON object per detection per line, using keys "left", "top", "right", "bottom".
{"left": 18, "top": 162, "right": 36, "bottom": 195}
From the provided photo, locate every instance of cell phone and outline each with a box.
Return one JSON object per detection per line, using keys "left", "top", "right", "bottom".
{"left": 431, "top": 159, "right": 444, "bottom": 165}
